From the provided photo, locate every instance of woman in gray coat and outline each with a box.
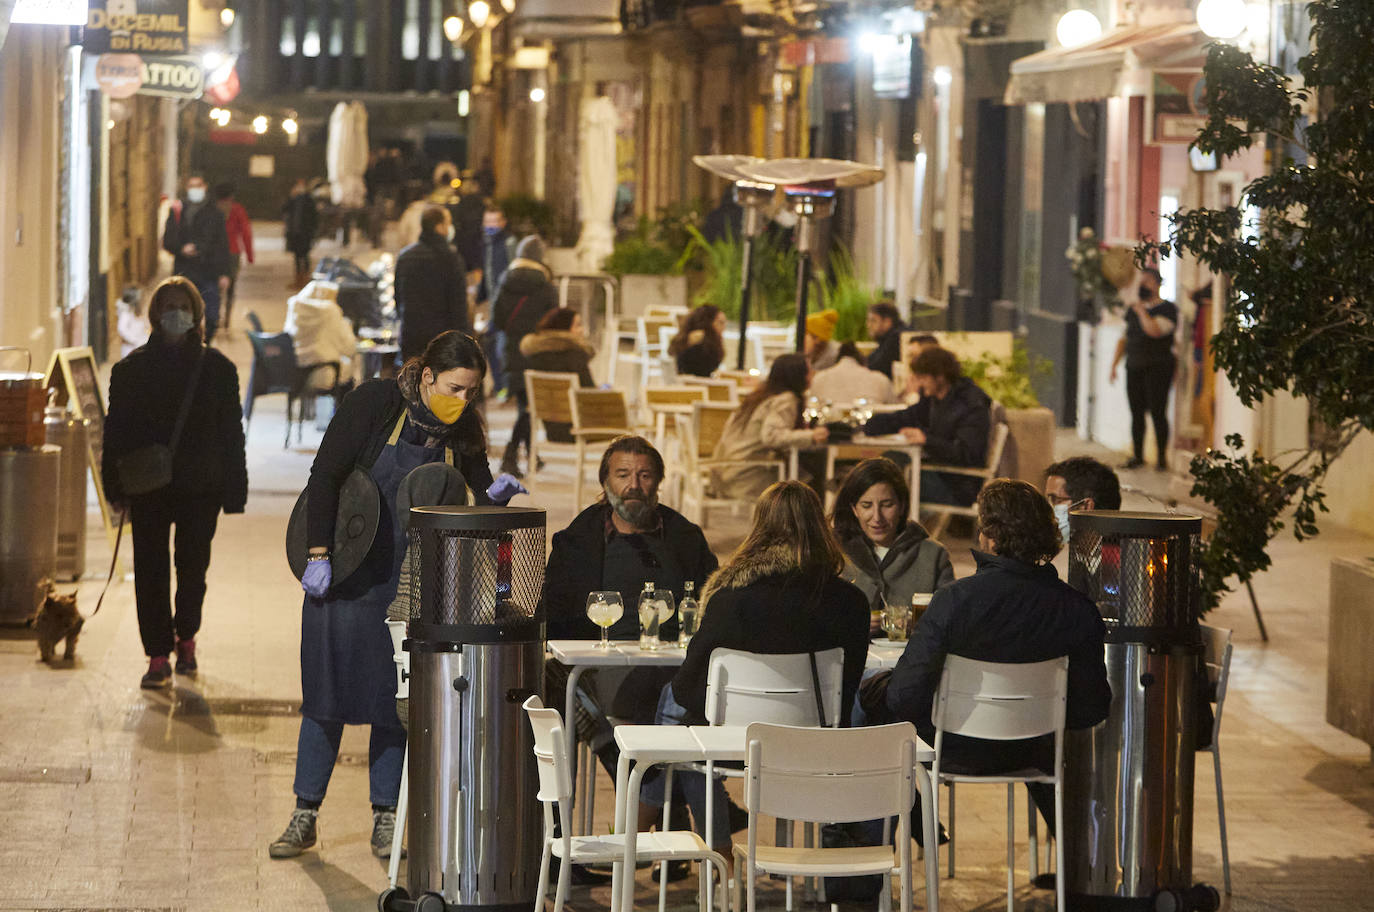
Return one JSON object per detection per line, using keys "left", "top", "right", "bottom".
{"left": 831, "top": 458, "right": 955, "bottom": 633}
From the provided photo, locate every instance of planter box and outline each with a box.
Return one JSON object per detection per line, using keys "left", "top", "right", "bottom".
{"left": 618, "top": 274, "right": 688, "bottom": 322}
{"left": 1327, "top": 557, "right": 1374, "bottom": 759}
{"left": 1001, "top": 406, "right": 1056, "bottom": 486}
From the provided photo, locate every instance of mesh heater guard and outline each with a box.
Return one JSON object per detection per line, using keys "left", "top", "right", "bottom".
{"left": 406, "top": 506, "right": 546, "bottom": 644}
{"left": 1068, "top": 510, "right": 1203, "bottom": 645}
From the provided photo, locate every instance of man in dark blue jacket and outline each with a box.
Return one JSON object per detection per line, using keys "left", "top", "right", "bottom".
{"left": 162, "top": 174, "right": 231, "bottom": 343}
{"left": 886, "top": 479, "right": 1111, "bottom": 835}
{"left": 864, "top": 346, "right": 991, "bottom": 505}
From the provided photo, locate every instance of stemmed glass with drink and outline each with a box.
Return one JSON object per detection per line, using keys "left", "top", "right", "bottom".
{"left": 585, "top": 591, "right": 624, "bottom": 650}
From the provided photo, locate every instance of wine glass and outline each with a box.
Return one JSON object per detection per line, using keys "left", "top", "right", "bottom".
{"left": 586, "top": 591, "right": 624, "bottom": 650}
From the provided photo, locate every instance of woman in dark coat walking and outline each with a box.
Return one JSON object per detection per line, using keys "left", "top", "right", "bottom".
{"left": 282, "top": 178, "right": 319, "bottom": 288}
{"left": 102, "top": 276, "right": 248, "bottom": 689}
{"left": 269, "top": 331, "right": 497, "bottom": 861}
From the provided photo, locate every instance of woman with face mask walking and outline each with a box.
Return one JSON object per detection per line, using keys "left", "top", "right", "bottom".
{"left": 270, "top": 331, "right": 505, "bottom": 861}
{"left": 102, "top": 277, "right": 249, "bottom": 689}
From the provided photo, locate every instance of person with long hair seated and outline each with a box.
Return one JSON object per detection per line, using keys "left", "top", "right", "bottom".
{"left": 638, "top": 481, "right": 871, "bottom": 859}
{"left": 831, "top": 458, "right": 955, "bottom": 634}
{"left": 710, "top": 353, "right": 828, "bottom": 500}
{"left": 508, "top": 307, "right": 596, "bottom": 472}
{"left": 668, "top": 304, "right": 727, "bottom": 377}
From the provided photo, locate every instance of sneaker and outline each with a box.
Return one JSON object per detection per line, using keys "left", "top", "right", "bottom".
{"left": 371, "top": 808, "right": 399, "bottom": 859}
{"left": 269, "top": 808, "right": 318, "bottom": 858}
{"left": 174, "top": 639, "right": 197, "bottom": 675}
{"left": 1122, "top": 457, "right": 1145, "bottom": 469}
{"left": 140, "top": 656, "right": 173, "bottom": 689}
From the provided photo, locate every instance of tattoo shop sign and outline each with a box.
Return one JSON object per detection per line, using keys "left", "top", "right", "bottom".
{"left": 92, "top": 53, "right": 204, "bottom": 99}
{"left": 84, "top": 0, "right": 188, "bottom": 54}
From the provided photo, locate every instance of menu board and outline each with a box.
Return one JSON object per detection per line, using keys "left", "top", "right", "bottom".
{"left": 44, "top": 347, "right": 116, "bottom": 547}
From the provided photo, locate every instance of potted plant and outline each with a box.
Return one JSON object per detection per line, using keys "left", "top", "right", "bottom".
{"left": 962, "top": 340, "right": 1056, "bottom": 486}
{"left": 602, "top": 216, "right": 689, "bottom": 316}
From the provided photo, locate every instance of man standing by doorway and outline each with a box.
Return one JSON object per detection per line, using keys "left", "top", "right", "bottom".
{"left": 163, "top": 174, "right": 231, "bottom": 344}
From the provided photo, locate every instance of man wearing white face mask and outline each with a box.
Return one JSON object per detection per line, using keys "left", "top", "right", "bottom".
{"left": 396, "top": 205, "right": 470, "bottom": 361}
{"left": 162, "top": 174, "right": 232, "bottom": 343}
{"left": 1044, "top": 456, "right": 1121, "bottom": 584}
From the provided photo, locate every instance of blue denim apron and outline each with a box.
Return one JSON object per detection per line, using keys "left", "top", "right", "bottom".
{"left": 299, "top": 413, "right": 452, "bottom": 725}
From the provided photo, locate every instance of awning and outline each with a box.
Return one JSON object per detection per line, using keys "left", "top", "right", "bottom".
{"left": 1005, "top": 23, "right": 1208, "bottom": 105}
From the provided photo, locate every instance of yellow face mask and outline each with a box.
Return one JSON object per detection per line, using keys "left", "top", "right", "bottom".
{"left": 427, "top": 389, "right": 468, "bottom": 425}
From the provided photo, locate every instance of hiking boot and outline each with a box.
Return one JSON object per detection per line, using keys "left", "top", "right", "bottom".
{"left": 269, "top": 808, "right": 318, "bottom": 858}
{"left": 140, "top": 656, "right": 173, "bottom": 690}
{"left": 174, "top": 639, "right": 197, "bottom": 675}
{"left": 371, "top": 808, "right": 400, "bottom": 859}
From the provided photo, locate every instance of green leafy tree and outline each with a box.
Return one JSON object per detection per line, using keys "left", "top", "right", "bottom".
{"left": 1139, "top": 0, "right": 1373, "bottom": 612}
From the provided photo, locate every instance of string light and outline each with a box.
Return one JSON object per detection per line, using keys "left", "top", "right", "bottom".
{"left": 500, "top": 0, "right": 515, "bottom": 11}
{"left": 528, "top": 86, "right": 545, "bottom": 103}
{"left": 252, "top": 115, "right": 269, "bottom": 134}
{"left": 220, "top": 7, "right": 235, "bottom": 28}
{"left": 281, "top": 117, "right": 298, "bottom": 135}
{"left": 443, "top": 15, "right": 464, "bottom": 42}
{"left": 469, "top": 0, "right": 490, "bottom": 28}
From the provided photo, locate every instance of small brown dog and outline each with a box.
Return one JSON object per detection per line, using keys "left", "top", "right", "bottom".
{"left": 33, "top": 584, "right": 83, "bottom": 664}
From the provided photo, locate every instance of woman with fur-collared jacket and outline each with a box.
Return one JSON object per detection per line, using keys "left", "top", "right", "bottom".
{"left": 516, "top": 307, "right": 595, "bottom": 449}
{"left": 637, "top": 482, "right": 870, "bottom": 854}
{"left": 710, "top": 353, "right": 829, "bottom": 500}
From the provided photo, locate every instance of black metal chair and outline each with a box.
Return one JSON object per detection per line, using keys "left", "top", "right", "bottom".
{"left": 244, "top": 329, "right": 341, "bottom": 447}
{"left": 245, "top": 311, "right": 265, "bottom": 334}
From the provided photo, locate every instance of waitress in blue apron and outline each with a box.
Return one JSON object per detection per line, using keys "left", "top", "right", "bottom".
{"left": 270, "top": 331, "right": 500, "bottom": 860}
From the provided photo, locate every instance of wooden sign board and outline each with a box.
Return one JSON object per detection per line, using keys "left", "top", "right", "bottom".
{"left": 43, "top": 347, "right": 118, "bottom": 553}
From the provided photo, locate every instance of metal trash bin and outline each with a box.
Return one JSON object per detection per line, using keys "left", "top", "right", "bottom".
{"left": 0, "top": 445, "right": 60, "bottom": 625}
{"left": 1064, "top": 511, "right": 1219, "bottom": 912}
{"left": 44, "top": 400, "right": 88, "bottom": 582}
{"left": 385, "top": 506, "right": 546, "bottom": 912}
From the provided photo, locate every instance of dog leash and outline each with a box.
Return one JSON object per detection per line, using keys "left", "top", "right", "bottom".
{"left": 90, "top": 512, "right": 125, "bottom": 619}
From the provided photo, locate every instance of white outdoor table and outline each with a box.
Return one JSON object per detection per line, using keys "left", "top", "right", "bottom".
{"left": 867, "top": 641, "right": 908, "bottom": 670}
{"left": 610, "top": 724, "right": 939, "bottom": 912}
{"left": 643, "top": 401, "right": 696, "bottom": 450}
{"left": 787, "top": 434, "right": 923, "bottom": 508}
{"left": 547, "top": 640, "right": 687, "bottom": 832}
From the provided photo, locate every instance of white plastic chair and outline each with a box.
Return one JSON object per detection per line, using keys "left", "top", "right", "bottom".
{"left": 1200, "top": 623, "right": 1233, "bottom": 895}
{"left": 523, "top": 697, "right": 729, "bottom": 912}
{"left": 738, "top": 722, "right": 918, "bottom": 912}
{"left": 385, "top": 619, "right": 409, "bottom": 890}
{"left": 933, "top": 656, "right": 1069, "bottom": 912}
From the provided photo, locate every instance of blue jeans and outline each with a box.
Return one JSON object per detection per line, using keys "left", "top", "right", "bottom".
{"left": 292, "top": 715, "right": 407, "bottom": 807}
{"left": 193, "top": 278, "right": 221, "bottom": 343}
{"left": 639, "top": 685, "right": 731, "bottom": 847}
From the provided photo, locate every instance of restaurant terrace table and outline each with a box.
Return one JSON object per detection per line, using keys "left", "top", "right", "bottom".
{"left": 610, "top": 723, "right": 939, "bottom": 912}
{"left": 787, "top": 434, "right": 923, "bottom": 508}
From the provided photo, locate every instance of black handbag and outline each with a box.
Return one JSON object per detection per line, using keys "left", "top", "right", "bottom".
{"left": 116, "top": 349, "right": 204, "bottom": 496}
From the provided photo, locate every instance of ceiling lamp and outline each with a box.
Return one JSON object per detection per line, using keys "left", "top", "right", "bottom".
{"left": 469, "top": 0, "right": 491, "bottom": 28}
{"left": 1055, "top": 9, "right": 1102, "bottom": 47}
{"left": 443, "top": 15, "right": 464, "bottom": 42}
{"left": 1196, "top": 0, "right": 1247, "bottom": 39}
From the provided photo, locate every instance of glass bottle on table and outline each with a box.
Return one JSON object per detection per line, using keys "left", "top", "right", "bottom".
{"left": 638, "top": 582, "right": 674, "bottom": 651}
{"left": 677, "top": 581, "right": 700, "bottom": 648}
{"left": 585, "top": 591, "right": 624, "bottom": 650}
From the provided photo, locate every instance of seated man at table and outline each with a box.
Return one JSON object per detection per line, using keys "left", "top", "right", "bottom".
{"left": 863, "top": 346, "right": 991, "bottom": 506}
{"left": 884, "top": 479, "right": 1111, "bottom": 836}
{"left": 540, "top": 435, "right": 720, "bottom": 784}
{"left": 1044, "top": 455, "right": 1121, "bottom": 584}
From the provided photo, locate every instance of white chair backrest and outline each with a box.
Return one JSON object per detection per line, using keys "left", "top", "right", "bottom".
{"left": 706, "top": 647, "right": 846, "bottom": 728}
{"left": 385, "top": 619, "right": 409, "bottom": 700}
{"left": 745, "top": 722, "right": 917, "bottom": 825}
{"left": 523, "top": 696, "right": 573, "bottom": 804}
{"left": 1200, "top": 623, "right": 1233, "bottom": 739}
{"left": 934, "top": 655, "right": 1068, "bottom": 742}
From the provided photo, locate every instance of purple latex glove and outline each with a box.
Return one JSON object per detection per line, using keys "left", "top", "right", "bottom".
{"left": 302, "top": 558, "right": 332, "bottom": 598}
{"left": 486, "top": 473, "right": 528, "bottom": 506}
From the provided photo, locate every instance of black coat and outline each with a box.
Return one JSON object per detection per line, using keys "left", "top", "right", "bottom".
{"left": 281, "top": 191, "right": 319, "bottom": 256}
{"left": 102, "top": 335, "right": 247, "bottom": 512}
{"left": 885, "top": 551, "right": 1111, "bottom": 772}
{"left": 675, "top": 338, "right": 723, "bottom": 378}
{"left": 161, "top": 198, "right": 230, "bottom": 285}
{"left": 864, "top": 376, "right": 992, "bottom": 505}
{"left": 672, "top": 552, "right": 870, "bottom": 726}
{"left": 541, "top": 502, "right": 717, "bottom": 641}
{"left": 492, "top": 260, "right": 558, "bottom": 389}
{"left": 396, "top": 231, "right": 470, "bottom": 360}
{"left": 866, "top": 323, "right": 906, "bottom": 379}
{"left": 305, "top": 379, "right": 492, "bottom": 549}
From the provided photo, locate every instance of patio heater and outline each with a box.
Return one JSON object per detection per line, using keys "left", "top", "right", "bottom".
{"left": 691, "top": 155, "right": 775, "bottom": 369}
{"left": 380, "top": 506, "right": 547, "bottom": 912}
{"left": 1064, "top": 511, "right": 1220, "bottom": 912}
{"left": 737, "top": 158, "right": 883, "bottom": 352}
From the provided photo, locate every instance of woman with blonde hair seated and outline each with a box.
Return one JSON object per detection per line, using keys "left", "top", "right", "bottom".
{"left": 638, "top": 481, "right": 870, "bottom": 856}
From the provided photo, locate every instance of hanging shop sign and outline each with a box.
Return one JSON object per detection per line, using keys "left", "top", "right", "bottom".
{"left": 84, "top": 0, "right": 189, "bottom": 54}
{"left": 94, "top": 53, "right": 144, "bottom": 98}
{"left": 137, "top": 54, "right": 203, "bottom": 98}
{"left": 871, "top": 34, "right": 913, "bottom": 99}
{"left": 12, "top": 0, "right": 89, "bottom": 26}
